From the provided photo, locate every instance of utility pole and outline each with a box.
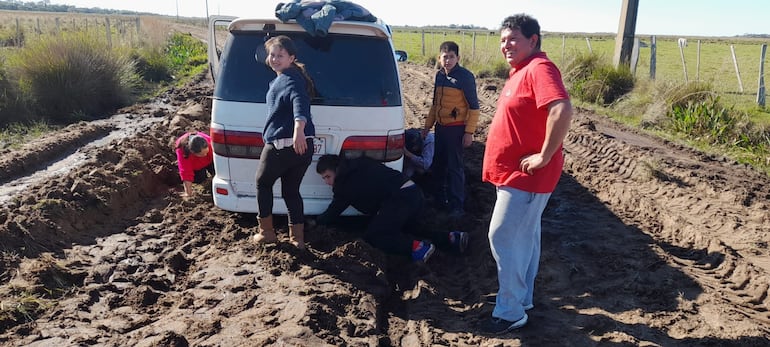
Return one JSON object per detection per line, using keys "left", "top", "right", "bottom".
{"left": 613, "top": 0, "right": 639, "bottom": 68}
{"left": 205, "top": 0, "right": 210, "bottom": 23}
{"left": 176, "top": 0, "right": 179, "bottom": 21}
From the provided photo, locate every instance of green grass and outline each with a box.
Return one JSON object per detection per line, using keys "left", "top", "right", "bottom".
{"left": 392, "top": 29, "right": 769, "bottom": 117}
{"left": 0, "top": 24, "right": 208, "bottom": 137}
{"left": 0, "top": 121, "right": 56, "bottom": 149}
{"left": 392, "top": 28, "right": 770, "bottom": 174}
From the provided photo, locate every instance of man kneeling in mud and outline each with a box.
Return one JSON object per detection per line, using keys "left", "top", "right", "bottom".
{"left": 315, "top": 154, "right": 468, "bottom": 263}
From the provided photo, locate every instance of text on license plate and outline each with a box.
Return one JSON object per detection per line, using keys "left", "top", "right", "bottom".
{"left": 313, "top": 137, "right": 326, "bottom": 154}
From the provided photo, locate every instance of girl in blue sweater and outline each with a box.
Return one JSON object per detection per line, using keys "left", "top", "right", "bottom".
{"left": 253, "top": 35, "right": 316, "bottom": 250}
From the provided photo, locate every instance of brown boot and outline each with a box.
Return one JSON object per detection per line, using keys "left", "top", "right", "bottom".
{"left": 254, "top": 215, "right": 277, "bottom": 244}
{"left": 289, "top": 223, "right": 305, "bottom": 250}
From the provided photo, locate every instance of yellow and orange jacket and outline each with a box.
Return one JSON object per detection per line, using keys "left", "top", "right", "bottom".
{"left": 424, "top": 64, "right": 480, "bottom": 134}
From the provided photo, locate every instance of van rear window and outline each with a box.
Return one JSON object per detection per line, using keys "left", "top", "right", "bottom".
{"left": 214, "top": 31, "right": 402, "bottom": 107}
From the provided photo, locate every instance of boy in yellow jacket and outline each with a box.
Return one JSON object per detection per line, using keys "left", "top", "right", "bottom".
{"left": 422, "top": 41, "right": 480, "bottom": 219}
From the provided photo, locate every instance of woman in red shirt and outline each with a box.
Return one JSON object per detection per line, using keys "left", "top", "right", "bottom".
{"left": 174, "top": 131, "right": 214, "bottom": 197}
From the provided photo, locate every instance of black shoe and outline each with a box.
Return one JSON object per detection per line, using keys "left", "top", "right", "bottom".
{"left": 484, "top": 293, "right": 534, "bottom": 310}
{"left": 480, "top": 314, "right": 528, "bottom": 334}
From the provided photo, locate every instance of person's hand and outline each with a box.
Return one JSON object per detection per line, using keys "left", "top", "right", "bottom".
{"left": 293, "top": 133, "right": 307, "bottom": 155}
{"left": 462, "top": 133, "right": 473, "bottom": 148}
{"left": 519, "top": 153, "right": 548, "bottom": 175}
{"left": 182, "top": 181, "right": 194, "bottom": 199}
{"left": 180, "top": 190, "right": 194, "bottom": 200}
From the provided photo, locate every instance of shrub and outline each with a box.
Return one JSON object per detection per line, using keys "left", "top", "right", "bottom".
{"left": 668, "top": 96, "right": 737, "bottom": 142}
{"left": 165, "top": 33, "right": 207, "bottom": 79}
{"left": 476, "top": 60, "right": 510, "bottom": 79}
{"left": 132, "top": 46, "right": 172, "bottom": 83}
{"left": 563, "top": 52, "right": 634, "bottom": 105}
{"left": 0, "top": 61, "right": 28, "bottom": 127}
{"left": 8, "top": 31, "right": 139, "bottom": 123}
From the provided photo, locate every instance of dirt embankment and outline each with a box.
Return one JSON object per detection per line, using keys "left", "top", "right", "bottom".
{"left": 0, "top": 61, "right": 769, "bottom": 346}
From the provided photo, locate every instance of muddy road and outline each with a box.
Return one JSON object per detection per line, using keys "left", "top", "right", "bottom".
{"left": 1, "top": 61, "right": 769, "bottom": 346}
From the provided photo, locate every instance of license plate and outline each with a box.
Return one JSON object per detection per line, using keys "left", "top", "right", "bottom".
{"left": 313, "top": 137, "right": 326, "bottom": 154}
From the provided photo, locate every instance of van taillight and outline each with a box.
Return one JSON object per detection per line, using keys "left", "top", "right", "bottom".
{"left": 210, "top": 128, "right": 264, "bottom": 159}
{"left": 341, "top": 133, "right": 404, "bottom": 162}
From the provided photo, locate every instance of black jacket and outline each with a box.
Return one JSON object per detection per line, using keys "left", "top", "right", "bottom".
{"left": 317, "top": 156, "right": 409, "bottom": 224}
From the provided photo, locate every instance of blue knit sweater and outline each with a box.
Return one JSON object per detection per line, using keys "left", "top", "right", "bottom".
{"left": 264, "top": 66, "right": 316, "bottom": 143}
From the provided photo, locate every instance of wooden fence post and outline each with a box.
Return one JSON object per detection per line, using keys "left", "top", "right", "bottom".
{"left": 679, "top": 40, "right": 688, "bottom": 82}
{"left": 15, "top": 18, "right": 20, "bottom": 46}
{"left": 55, "top": 17, "right": 60, "bottom": 33}
{"left": 630, "top": 38, "right": 640, "bottom": 75}
{"left": 730, "top": 45, "right": 744, "bottom": 93}
{"left": 472, "top": 31, "right": 476, "bottom": 60}
{"left": 650, "top": 36, "right": 656, "bottom": 80}
{"left": 561, "top": 35, "right": 565, "bottom": 65}
{"left": 585, "top": 37, "right": 592, "bottom": 54}
{"left": 421, "top": 30, "right": 425, "bottom": 57}
{"left": 105, "top": 17, "right": 112, "bottom": 49}
{"left": 36, "top": 18, "right": 40, "bottom": 35}
{"left": 696, "top": 40, "right": 701, "bottom": 81}
{"left": 758, "top": 44, "right": 767, "bottom": 107}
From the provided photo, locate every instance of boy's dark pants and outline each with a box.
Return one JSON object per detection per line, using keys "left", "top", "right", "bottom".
{"left": 433, "top": 124, "right": 466, "bottom": 212}
{"left": 364, "top": 185, "right": 453, "bottom": 256}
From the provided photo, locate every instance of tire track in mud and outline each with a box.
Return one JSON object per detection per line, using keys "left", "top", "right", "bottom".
{"left": 0, "top": 122, "right": 114, "bottom": 183}
{"left": 564, "top": 113, "right": 770, "bottom": 325}
{"left": 4, "top": 59, "right": 770, "bottom": 345}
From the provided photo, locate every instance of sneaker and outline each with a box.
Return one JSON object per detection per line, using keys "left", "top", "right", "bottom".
{"left": 480, "top": 314, "right": 528, "bottom": 334}
{"left": 411, "top": 241, "right": 436, "bottom": 263}
{"left": 449, "top": 231, "right": 469, "bottom": 254}
{"left": 484, "top": 294, "right": 534, "bottom": 310}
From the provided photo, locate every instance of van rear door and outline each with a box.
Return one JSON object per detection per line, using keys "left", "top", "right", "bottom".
{"left": 207, "top": 16, "right": 236, "bottom": 82}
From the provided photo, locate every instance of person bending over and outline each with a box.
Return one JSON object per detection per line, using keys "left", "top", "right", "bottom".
{"left": 315, "top": 154, "right": 468, "bottom": 263}
{"left": 174, "top": 131, "right": 215, "bottom": 198}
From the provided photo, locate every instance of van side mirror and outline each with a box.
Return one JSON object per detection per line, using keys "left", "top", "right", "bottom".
{"left": 394, "top": 50, "right": 408, "bottom": 62}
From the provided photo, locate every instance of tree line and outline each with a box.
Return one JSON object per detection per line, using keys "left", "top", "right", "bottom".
{"left": 0, "top": 0, "right": 150, "bottom": 16}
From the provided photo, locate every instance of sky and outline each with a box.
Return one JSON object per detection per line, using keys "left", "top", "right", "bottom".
{"left": 50, "top": 0, "right": 769, "bottom": 37}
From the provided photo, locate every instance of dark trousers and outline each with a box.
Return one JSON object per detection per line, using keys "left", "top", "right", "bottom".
{"left": 364, "top": 185, "right": 455, "bottom": 256}
{"left": 433, "top": 124, "right": 466, "bottom": 212}
{"left": 193, "top": 163, "right": 215, "bottom": 184}
{"left": 256, "top": 138, "right": 313, "bottom": 225}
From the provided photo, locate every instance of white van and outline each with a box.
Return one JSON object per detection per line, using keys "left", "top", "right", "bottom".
{"left": 207, "top": 17, "right": 406, "bottom": 215}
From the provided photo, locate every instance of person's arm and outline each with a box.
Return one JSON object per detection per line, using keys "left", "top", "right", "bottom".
{"left": 519, "top": 99, "right": 573, "bottom": 174}
{"left": 176, "top": 148, "right": 195, "bottom": 196}
{"left": 316, "top": 197, "right": 349, "bottom": 225}
{"left": 293, "top": 119, "right": 307, "bottom": 154}
{"left": 423, "top": 74, "right": 439, "bottom": 137}
{"left": 414, "top": 135, "right": 434, "bottom": 171}
{"left": 183, "top": 180, "right": 194, "bottom": 197}
{"left": 289, "top": 71, "right": 310, "bottom": 155}
{"left": 462, "top": 71, "right": 480, "bottom": 148}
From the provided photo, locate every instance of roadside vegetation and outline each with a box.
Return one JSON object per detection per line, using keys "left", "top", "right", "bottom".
{"left": 393, "top": 29, "right": 770, "bottom": 174}
{"left": 0, "top": 15, "right": 207, "bottom": 148}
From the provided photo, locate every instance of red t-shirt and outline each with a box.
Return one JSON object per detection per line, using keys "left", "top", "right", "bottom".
{"left": 482, "top": 52, "right": 570, "bottom": 193}
{"left": 175, "top": 131, "right": 213, "bottom": 182}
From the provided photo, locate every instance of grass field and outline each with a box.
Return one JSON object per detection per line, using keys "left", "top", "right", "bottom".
{"left": 393, "top": 28, "right": 769, "bottom": 118}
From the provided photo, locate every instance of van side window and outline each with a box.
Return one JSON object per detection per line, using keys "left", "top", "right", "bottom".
{"left": 215, "top": 31, "right": 402, "bottom": 108}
